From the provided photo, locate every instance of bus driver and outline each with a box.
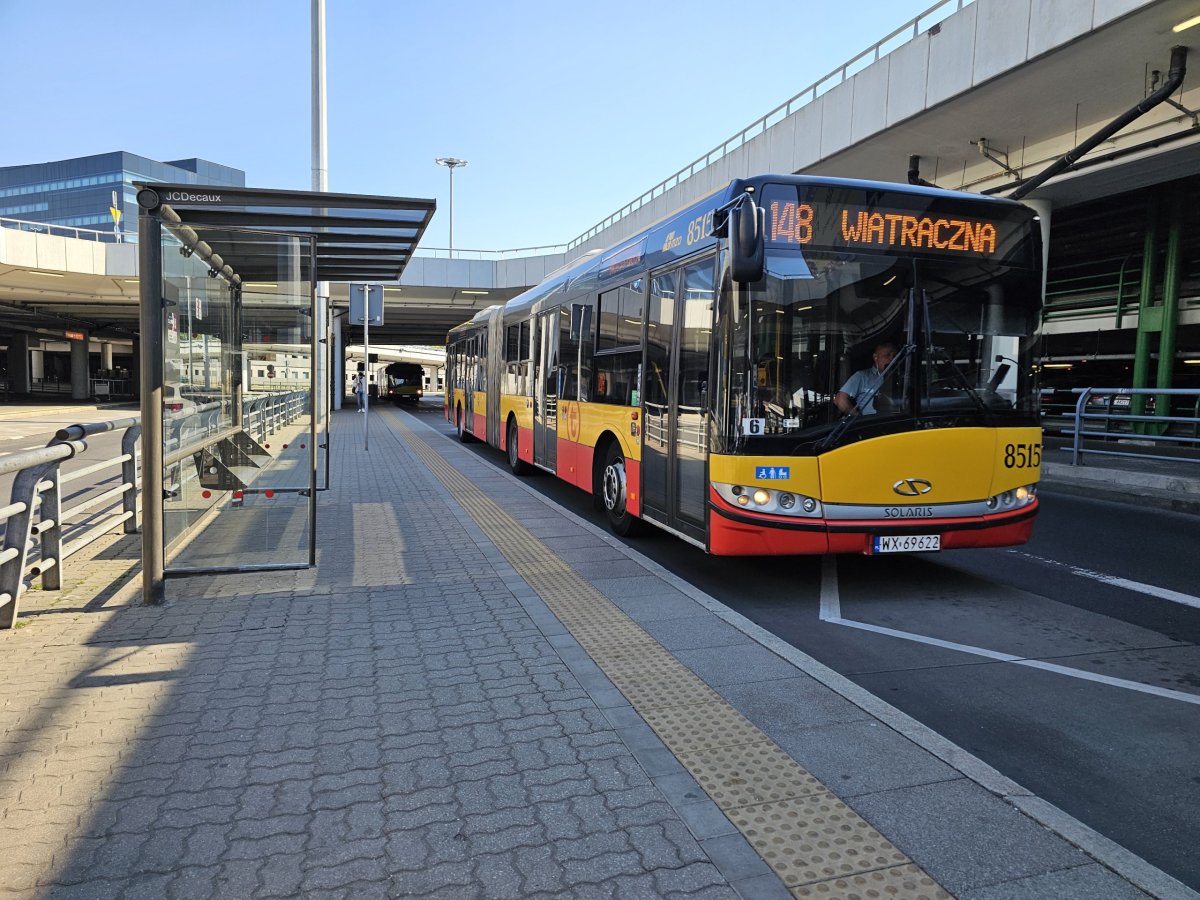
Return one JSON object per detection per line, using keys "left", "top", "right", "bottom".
{"left": 834, "top": 342, "right": 897, "bottom": 415}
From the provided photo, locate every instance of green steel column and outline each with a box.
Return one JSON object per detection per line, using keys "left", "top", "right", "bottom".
{"left": 1155, "top": 191, "right": 1185, "bottom": 421}
{"left": 1131, "top": 197, "right": 1160, "bottom": 420}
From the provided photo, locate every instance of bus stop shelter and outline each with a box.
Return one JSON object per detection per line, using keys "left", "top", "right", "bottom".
{"left": 136, "top": 183, "right": 435, "bottom": 603}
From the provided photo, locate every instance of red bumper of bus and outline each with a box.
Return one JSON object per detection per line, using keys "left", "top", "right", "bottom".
{"left": 707, "top": 489, "right": 1038, "bottom": 556}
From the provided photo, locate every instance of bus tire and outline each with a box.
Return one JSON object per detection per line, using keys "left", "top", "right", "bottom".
{"left": 599, "top": 442, "right": 641, "bottom": 537}
{"left": 507, "top": 419, "right": 531, "bottom": 475}
{"left": 456, "top": 406, "right": 472, "bottom": 443}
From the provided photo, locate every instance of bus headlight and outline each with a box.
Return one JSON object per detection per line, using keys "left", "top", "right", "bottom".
{"left": 986, "top": 484, "right": 1036, "bottom": 511}
{"left": 712, "top": 483, "right": 823, "bottom": 518}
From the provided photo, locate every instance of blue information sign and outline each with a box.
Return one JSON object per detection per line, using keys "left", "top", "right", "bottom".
{"left": 755, "top": 466, "right": 790, "bottom": 480}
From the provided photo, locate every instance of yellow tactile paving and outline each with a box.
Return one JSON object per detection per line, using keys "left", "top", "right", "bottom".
{"left": 679, "top": 741, "right": 827, "bottom": 807}
{"left": 604, "top": 676, "right": 725, "bottom": 711}
{"left": 388, "top": 411, "right": 952, "bottom": 898}
{"left": 731, "top": 792, "right": 912, "bottom": 886}
{"left": 792, "top": 864, "right": 951, "bottom": 899}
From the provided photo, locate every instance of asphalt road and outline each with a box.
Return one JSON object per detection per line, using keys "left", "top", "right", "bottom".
{"left": 411, "top": 400, "right": 1200, "bottom": 892}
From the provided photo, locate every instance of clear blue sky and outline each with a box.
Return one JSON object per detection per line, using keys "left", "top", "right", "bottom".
{"left": 1, "top": 0, "right": 936, "bottom": 250}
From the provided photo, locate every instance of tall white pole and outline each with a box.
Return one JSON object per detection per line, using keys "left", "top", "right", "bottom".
{"left": 363, "top": 300, "right": 370, "bottom": 452}
{"left": 312, "top": 0, "right": 332, "bottom": 413}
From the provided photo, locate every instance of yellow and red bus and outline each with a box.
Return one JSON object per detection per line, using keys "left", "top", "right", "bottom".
{"left": 446, "top": 174, "right": 1044, "bottom": 555}
{"left": 379, "top": 361, "right": 424, "bottom": 405}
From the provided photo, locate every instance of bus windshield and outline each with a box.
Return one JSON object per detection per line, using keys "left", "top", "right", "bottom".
{"left": 385, "top": 363, "right": 423, "bottom": 388}
{"left": 727, "top": 247, "right": 1041, "bottom": 453}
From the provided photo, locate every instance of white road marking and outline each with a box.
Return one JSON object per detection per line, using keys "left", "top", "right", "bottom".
{"left": 819, "top": 556, "right": 1200, "bottom": 706}
{"left": 1006, "top": 550, "right": 1200, "bottom": 610}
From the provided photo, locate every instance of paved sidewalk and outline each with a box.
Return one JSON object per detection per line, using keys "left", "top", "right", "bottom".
{"left": 0, "top": 408, "right": 1194, "bottom": 899}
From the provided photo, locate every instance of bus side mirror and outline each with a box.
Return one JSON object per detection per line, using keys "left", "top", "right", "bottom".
{"left": 730, "top": 200, "right": 764, "bottom": 283}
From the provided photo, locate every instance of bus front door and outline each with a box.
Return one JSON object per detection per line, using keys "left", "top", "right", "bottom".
{"left": 533, "top": 309, "right": 559, "bottom": 471}
{"left": 640, "top": 258, "right": 713, "bottom": 544}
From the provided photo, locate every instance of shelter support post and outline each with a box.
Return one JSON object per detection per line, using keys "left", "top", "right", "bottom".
{"left": 138, "top": 205, "right": 165, "bottom": 605}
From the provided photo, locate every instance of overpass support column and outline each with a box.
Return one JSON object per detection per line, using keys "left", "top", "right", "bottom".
{"left": 1131, "top": 196, "right": 1161, "bottom": 420}
{"left": 101, "top": 342, "right": 114, "bottom": 370}
{"left": 6, "top": 333, "right": 31, "bottom": 395}
{"left": 1154, "top": 191, "right": 1185, "bottom": 422}
{"left": 70, "top": 332, "right": 90, "bottom": 400}
{"left": 1131, "top": 192, "right": 1184, "bottom": 430}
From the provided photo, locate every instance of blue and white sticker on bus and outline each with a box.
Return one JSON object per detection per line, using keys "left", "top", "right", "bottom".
{"left": 755, "top": 466, "right": 790, "bottom": 480}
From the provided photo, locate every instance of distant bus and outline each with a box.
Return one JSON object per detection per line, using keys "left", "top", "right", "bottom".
{"left": 380, "top": 362, "right": 425, "bottom": 404}
{"left": 447, "top": 174, "right": 1043, "bottom": 556}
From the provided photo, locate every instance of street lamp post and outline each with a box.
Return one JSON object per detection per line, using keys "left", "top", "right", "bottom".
{"left": 434, "top": 157, "right": 468, "bottom": 258}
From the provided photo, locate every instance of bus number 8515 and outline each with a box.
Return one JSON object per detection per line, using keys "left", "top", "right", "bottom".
{"left": 1004, "top": 443, "right": 1041, "bottom": 468}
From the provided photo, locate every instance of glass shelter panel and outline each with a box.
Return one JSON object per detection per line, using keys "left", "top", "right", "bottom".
{"left": 161, "top": 225, "right": 315, "bottom": 572}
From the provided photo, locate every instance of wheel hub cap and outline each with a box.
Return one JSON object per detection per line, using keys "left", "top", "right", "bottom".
{"left": 603, "top": 461, "right": 626, "bottom": 514}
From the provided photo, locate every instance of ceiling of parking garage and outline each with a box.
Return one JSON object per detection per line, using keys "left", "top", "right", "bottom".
{"left": 2, "top": 0, "right": 1198, "bottom": 347}
{"left": 812, "top": 0, "right": 1200, "bottom": 200}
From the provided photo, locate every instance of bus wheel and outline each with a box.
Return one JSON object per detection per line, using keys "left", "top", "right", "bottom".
{"left": 600, "top": 443, "right": 641, "bottom": 536}
{"left": 507, "top": 419, "right": 531, "bottom": 475}
{"left": 456, "top": 407, "right": 472, "bottom": 443}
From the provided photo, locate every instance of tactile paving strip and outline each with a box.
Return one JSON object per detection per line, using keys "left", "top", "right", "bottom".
{"left": 679, "top": 741, "right": 827, "bottom": 807}
{"left": 731, "top": 793, "right": 911, "bottom": 886}
{"left": 389, "top": 412, "right": 951, "bottom": 897}
{"left": 792, "top": 864, "right": 949, "bottom": 899}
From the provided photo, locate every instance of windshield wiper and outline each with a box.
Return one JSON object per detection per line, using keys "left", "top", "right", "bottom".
{"left": 815, "top": 342, "right": 915, "bottom": 452}
{"left": 920, "top": 290, "right": 991, "bottom": 419}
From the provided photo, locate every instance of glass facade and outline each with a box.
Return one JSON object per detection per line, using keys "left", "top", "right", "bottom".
{"left": 0, "top": 152, "right": 244, "bottom": 238}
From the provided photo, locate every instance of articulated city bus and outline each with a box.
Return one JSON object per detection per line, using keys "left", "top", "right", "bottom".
{"left": 446, "top": 174, "right": 1044, "bottom": 555}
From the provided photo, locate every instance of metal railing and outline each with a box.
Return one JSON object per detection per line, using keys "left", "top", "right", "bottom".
{"left": 414, "top": 244, "right": 568, "bottom": 260}
{"left": 245, "top": 392, "right": 308, "bottom": 444}
{"left": 0, "top": 416, "right": 141, "bottom": 628}
{"left": 0, "top": 215, "right": 123, "bottom": 243}
{"left": 564, "top": 0, "right": 976, "bottom": 252}
{"left": 1061, "top": 387, "right": 1200, "bottom": 465}
{"left": 0, "top": 393, "right": 312, "bottom": 627}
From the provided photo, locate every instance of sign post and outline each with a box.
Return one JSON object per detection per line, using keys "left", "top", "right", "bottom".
{"left": 348, "top": 284, "right": 384, "bottom": 451}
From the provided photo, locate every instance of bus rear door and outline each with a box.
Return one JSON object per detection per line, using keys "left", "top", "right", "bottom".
{"left": 533, "top": 308, "right": 559, "bottom": 472}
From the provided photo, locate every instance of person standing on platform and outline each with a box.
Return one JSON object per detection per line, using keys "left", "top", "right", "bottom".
{"left": 352, "top": 372, "right": 367, "bottom": 412}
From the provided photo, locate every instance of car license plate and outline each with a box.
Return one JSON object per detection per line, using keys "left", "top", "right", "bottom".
{"left": 873, "top": 534, "right": 941, "bottom": 554}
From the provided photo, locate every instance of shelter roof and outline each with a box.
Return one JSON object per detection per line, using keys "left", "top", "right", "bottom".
{"left": 134, "top": 183, "right": 435, "bottom": 283}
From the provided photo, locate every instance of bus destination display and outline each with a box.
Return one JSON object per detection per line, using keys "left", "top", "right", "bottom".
{"left": 762, "top": 189, "right": 1020, "bottom": 259}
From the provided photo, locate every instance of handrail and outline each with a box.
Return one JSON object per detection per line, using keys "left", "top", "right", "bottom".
{"left": 1066, "top": 387, "right": 1200, "bottom": 466}
{"left": 0, "top": 215, "right": 123, "bottom": 243}
{"left": 0, "top": 391, "right": 315, "bottom": 627}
